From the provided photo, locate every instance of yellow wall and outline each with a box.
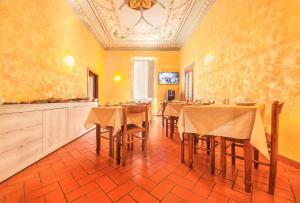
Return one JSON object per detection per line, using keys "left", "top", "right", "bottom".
{"left": 0, "top": 0, "right": 105, "bottom": 103}
{"left": 180, "top": 0, "right": 300, "bottom": 161}
{"left": 103, "top": 50, "right": 180, "bottom": 110}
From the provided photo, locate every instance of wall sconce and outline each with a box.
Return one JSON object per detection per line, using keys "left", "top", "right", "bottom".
{"left": 63, "top": 55, "right": 75, "bottom": 68}
{"left": 203, "top": 54, "right": 215, "bottom": 65}
{"left": 114, "top": 74, "right": 121, "bottom": 82}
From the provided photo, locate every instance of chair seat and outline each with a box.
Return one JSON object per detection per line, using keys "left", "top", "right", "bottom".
{"left": 126, "top": 124, "right": 146, "bottom": 134}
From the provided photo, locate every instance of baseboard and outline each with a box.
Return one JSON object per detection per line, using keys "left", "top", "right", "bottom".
{"left": 278, "top": 154, "right": 300, "bottom": 170}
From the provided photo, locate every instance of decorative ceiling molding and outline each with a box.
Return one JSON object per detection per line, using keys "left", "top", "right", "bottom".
{"left": 69, "top": 0, "right": 215, "bottom": 50}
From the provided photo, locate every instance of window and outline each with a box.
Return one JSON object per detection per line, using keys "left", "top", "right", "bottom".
{"left": 132, "top": 60, "right": 154, "bottom": 100}
{"left": 184, "top": 64, "right": 194, "bottom": 101}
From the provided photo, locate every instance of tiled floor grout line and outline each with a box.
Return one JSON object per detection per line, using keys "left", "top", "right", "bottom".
{"left": 289, "top": 181, "right": 296, "bottom": 202}
{"left": 58, "top": 180, "right": 69, "bottom": 203}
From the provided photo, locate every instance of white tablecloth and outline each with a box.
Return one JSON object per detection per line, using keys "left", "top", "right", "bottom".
{"left": 177, "top": 104, "right": 268, "bottom": 159}
{"left": 84, "top": 106, "right": 145, "bottom": 134}
{"left": 164, "top": 103, "right": 185, "bottom": 117}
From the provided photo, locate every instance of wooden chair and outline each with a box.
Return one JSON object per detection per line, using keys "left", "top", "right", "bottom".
{"left": 162, "top": 102, "right": 178, "bottom": 138}
{"left": 166, "top": 116, "right": 178, "bottom": 138}
{"left": 181, "top": 134, "right": 217, "bottom": 175}
{"left": 116, "top": 104, "right": 149, "bottom": 165}
{"left": 225, "top": 101, "right": 284, "bottom": 194}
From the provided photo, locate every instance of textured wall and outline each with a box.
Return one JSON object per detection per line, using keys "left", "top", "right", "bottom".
{"left": 104, "top": 50, "right": 180, "bottom": 112}
{"left": 0, "top": 0, "right": 105, "bottom": 102}
{"left": 180, "top": 0, "right": 300, "bottom": 161}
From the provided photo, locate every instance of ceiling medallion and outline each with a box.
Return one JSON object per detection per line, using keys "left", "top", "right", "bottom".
{"left": 127, "top": 0, "right": 155, "bottom": 10}
{"left": 119, "top": 0, "right": 166, "bottom": 27}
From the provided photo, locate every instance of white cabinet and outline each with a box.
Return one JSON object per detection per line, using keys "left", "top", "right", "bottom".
{"left": 43, "top": 108, "right": 69, "bottom": 153}
{"left": 69, "top": 105, "right": 93, "bottom": 139}
{"left": 0, "top": 110, "right": 43, "bottom": 182}
{"left": 0, "top": 102, "right": 97, "bottom": 182}
{"left": 0, "top": 111, "right": 42, "bottom": 134}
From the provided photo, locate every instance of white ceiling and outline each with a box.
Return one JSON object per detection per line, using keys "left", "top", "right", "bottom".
{"left": 69, "top": 0, "right": 215, "bottom": 50}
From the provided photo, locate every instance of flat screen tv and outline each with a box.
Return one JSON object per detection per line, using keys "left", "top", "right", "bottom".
{"left": 159, "top": 72, "right": 179, "bottom": 85}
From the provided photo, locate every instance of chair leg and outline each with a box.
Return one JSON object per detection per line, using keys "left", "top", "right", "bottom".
{"left": 162, "top": 116, "right": 164, "bottom": 127}
{"left": 181, "top": 133, "right": 185, "bottom": 163}
{"left": 253, "top": 148, "right": 259, "bottom": 169}
{"left": 166, "top": 120, "right": 169, "bottom": 137}
{"left": 170, "top": 117, "right": 174, "bottom": 139}
{"left": 142, "top": 132, "right": 145, "bottom": 151}
{"left": 122, "top": 133, "right": 128, "bottom": 166}
{"left": 144, "top": 123, "right": 149, "bottom": 158}
{"left": 269, "top": 136, "right": 278, "bottom": 194}
{"left": 188, "top": 133, "right": 194, "bottom": 168}
{"left": 96, "top": 124, "right": 101, "bottom": 155}
{"left": 206, "top": 138, "right": 210, "bottom": 155}
{"left": 210, "top": 137, "right": 215, "bottom": 175}
{"left": 131, "top": 134, "right": 134, "bottom": 150}
{"left": 243, "top": 140, "right": 253, "bottom": 193}
{"left": 194, "top": 136, "right": 197, "bottom": 154}
{"left": 109, "top": 127, "right": 114, "bottom": 157}
{"left": 116, "top": 132, "right": 121, "bottom": 164}
{"left": 231, "top": 142, "right": 236, "bottom": 165}
{"left": 221, "top": 137, "right": 226, "bottom": 177}
{"left": 269, "top": 158, "right": 277, "bottom": 194}
{"left": 127, "top": 134, "right": 130, "bottom": 150}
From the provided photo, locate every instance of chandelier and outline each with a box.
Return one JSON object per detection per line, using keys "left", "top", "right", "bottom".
{"left": 119, "top": 0, "right": 165, "bottom": 27}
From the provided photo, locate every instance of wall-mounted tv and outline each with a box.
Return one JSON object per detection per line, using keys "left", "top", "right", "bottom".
{"left": 159, "top": 72, "right": 179, "bottom": 85}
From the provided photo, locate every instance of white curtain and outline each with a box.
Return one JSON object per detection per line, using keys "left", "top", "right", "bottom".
{"left": 133, "top": 60, "right": 154, "bottom": 100}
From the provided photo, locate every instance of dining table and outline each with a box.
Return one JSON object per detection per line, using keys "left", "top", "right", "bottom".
{"left": 84, "top": 105, "right": 146, "bottom": 157}
{"left": 177, "top": 103, "right": 267, "bottom": 192}
{"left": 163, "top": 102, "right": 186, "bottom": 137}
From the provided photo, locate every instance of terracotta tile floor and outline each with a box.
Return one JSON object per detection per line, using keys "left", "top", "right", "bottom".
{"left": 1, "top": 117, "right": 300, "bottom": 203}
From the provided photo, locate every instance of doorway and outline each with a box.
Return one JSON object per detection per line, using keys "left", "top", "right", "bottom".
{"left": 131, "top": 58, "right": 156, "bottom": 113}
{"left": 184, "top": 64, "right": 194, "bottom": 101}
{"left": 87, "top": 69, "right": 98, "bottom": 99}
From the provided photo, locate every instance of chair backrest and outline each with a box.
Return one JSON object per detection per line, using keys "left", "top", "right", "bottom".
{"left": 122, "top": 104, "right": 149, "bottom": 128}
{"left": 271, "top": 101, "right": 284, "bottom": 139}
{"left": 162, "top": 101, "right": 167, "bottom": 115}
{"left": 270, "top": 101, "right": 284, "bottom": 158}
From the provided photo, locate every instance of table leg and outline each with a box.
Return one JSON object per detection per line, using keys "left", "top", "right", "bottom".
{"left": 243, "top": 140, "right": 253, "bottom": 193}
{"left": 96, "top": 124, "right": 101, "bottom": 155}
{"left": 188, "top": 133, "right": 194, "bottom": 168}
{"left": 181, "top": 133, "right": 185, "bottom": 163}
{"left": 221, "top": 137, "right": 226, "bottom": 177}
{"left": 170, "top": 117, "right": 174, "bottom": 139}
{"left": 109, "top": 127, "right": 114, "bottom": 157}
